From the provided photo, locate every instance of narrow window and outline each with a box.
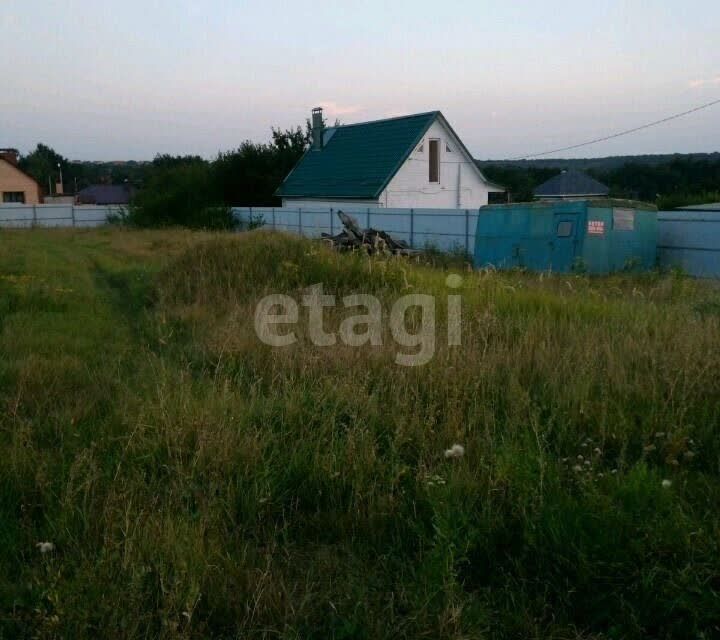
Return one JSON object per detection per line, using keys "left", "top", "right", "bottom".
{"left": 2, "top": 192, "right": 25, "bottom": 203}
{"left": 428, "top": 139, "right": 439, "bottom": 182}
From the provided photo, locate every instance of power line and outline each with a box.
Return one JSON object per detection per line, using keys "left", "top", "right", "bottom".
{"left": 511, "top": 97, "right": 720, "bottom": 160}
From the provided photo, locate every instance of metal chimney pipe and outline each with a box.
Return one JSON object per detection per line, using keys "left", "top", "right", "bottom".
{"left": 311, "top": 107, "right": 324, "bottom": 150}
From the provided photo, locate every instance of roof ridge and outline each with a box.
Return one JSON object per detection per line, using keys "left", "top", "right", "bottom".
{"left": 333, "top": 111, "right": 440, "bottom": 130}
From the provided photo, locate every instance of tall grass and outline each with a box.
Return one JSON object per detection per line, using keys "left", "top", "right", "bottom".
{"left": 1, "top": 228, "right": 719, "bottom": 639}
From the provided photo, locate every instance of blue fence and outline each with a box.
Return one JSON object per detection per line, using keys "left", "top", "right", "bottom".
{"left": 2, "top": 204, "right": 717, "bottom": 278}
{"left": 232, "top": 206, "right": 479, "bottom": 253}
{"left": 657, "top": 211, "right": 720, "bottom": 278}
{"left": 235, "top": 206, "right": 720, "bottom": 278}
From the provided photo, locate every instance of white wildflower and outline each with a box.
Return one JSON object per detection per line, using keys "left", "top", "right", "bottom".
{"left": 572, "top": 465, "right": 583, "bottom": 472}
{"left": 584, "top": 460, "right": 591, "bottom": 466}
{"left": 661, "top": 479, "right": 672, "bottom": 489}
{"left": 593, "top": 447, "right": 602, "bottom": 455}
{"left": 444, "top": 444, "right": 465, "bottom": 459}
{"left": 577, "top": 454, "right": 584, "bottom": 461}
{"left": 36, "top": 542, "right": 55, "bottom": 554}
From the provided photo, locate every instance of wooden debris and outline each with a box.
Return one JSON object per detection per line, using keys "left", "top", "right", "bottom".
{"left": 321, "top": 211, "right": 420, "bottom": 256}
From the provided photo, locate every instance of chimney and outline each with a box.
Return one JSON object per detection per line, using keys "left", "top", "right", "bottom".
{"left": 311, "top": 107, "right": 324, "bottom": 150}
{"left": 0, "top": 148, "right": 19, "bottom": 165}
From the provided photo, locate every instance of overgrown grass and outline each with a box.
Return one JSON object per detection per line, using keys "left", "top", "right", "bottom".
{"left": 1, "top": 228, "right": 719, "bottom": 639}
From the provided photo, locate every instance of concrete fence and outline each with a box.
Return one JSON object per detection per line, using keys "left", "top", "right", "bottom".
{"left": 232, "top": 206, "right": 479, "bottom": 253}
{"left": 0, "top": 204, "right": 124, "bottom": 228}
{"left": 657, "top": 211, "right": 720, "bottom": 278}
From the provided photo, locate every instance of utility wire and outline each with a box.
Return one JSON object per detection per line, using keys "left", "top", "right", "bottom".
{"left": 510, "top": 97, "right": 720, "bottom": 160}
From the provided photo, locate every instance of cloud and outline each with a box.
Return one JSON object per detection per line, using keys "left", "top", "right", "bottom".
{"left": 317, "top": 101, "right": 364, "bottom": 118}
{"left": 689, "top": 76, "right": 720, "bottom": 89}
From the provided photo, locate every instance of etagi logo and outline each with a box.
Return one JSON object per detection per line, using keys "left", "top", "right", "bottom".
{"left": 254, "top": 274, "right": 464, "bottom": 367}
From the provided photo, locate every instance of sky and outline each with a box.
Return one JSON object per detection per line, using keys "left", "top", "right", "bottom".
{"left": 1, "top": 0, "right": 719, "bottom": 161}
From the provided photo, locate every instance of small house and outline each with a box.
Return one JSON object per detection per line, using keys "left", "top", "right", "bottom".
{"left": 276, "top": 108, "right": 504, "bottom": 209}
{"left": 474, "top": 199, "right": 657, "bottom": 274}
{"left": 76, "top": 184, "right": 134, "bottom": 205}
{"left": 534, "top": 169, "right": 609, "bottom": 200}
{"left": 0, "top": 149, "right": 42, "bottom": 205}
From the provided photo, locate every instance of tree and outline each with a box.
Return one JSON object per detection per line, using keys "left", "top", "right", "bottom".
{"left": 129, "top": 155, "right": 233, "bottom": 229}
{"left": 19, "top": 144, "right": 70, "bottom": 195}
{"left": 213, "top": 125, "right": 310, "bottom": 206}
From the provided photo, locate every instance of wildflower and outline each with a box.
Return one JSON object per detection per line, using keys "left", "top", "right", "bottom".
{"left": 577, "top": 454, "right": 584, "bottom": 461}
{"left": 597, "top": 473, "right": 605, "bottom": 478}
{"left": 444, "top": 444, "right": 465, "bottom": 459}
{"left": 36, "top": 542, "right": 55, "bottom": 554}
{"left": 572, "top": 465, "right": 582, "bottom": 472}
{"left": 584, "top": 460, "right": 591, "bottom": 466}
{"left": 668, "top": 458, "right": 679, "bottom": 466}
{"left": 683, "top": 451, "right": 695, "bottom": 460}
{"left": 661, "top": 479, "right": 672, "bottom": 489}
{"left": 643, "top": 444, "right": 656, "bottom": 453}
{"left": 611, "top": 469, "right": 618, "bottom": 474}
{"left": 593, "top": 447, "right": 602, "bottom": 455}
{"left": 581, "top": 442, "right": 588, "bottom": 448}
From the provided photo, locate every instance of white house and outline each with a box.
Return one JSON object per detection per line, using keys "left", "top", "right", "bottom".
{"left": 275, "top": 108, "right": 504, "bottom": 209}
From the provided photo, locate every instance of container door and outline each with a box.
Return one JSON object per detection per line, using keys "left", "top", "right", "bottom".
{"left": 550, "top": 214, "right": 578, "bottom": 272}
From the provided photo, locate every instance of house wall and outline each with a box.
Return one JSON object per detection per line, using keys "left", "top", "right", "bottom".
{"left": 281, "top": 198, "right": 379, "bottom": 209}
{"left": 0, "top": 160, "right": 41, "bottom": 204}
{"left": 380, "top": 119, "right": 500, "bottom": 209}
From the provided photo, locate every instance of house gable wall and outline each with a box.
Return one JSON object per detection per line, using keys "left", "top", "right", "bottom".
{"left": 0, "top": 160, "right": 41, "bottom": 204}
{"left": 379, "top": 118, "right": 498, "bottom": 209}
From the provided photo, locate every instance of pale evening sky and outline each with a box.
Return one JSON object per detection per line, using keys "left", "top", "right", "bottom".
{"left": 1, "top": 0, "right": 719, "bottom": 161}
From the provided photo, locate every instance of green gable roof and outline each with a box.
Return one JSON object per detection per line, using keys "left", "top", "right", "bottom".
{"left": 275, "top": 111, "right": 438, "bottom": 200}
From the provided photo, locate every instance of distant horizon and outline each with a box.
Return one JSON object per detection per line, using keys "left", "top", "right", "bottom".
{"left": 58, "top": 149, "right": 720, "bottom": 165}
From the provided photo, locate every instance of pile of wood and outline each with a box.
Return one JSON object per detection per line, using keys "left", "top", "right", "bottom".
{"left": 321, "top": 211, "right": 420, "bottom": 256}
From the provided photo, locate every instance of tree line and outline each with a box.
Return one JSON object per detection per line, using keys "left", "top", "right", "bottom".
{"left": 17, "top": 131, "right": 720, "bottom": 230}
{"left": 480, "top": 156, "right": 720, "bottom": 209}
{"left": 19, "top": 123, "right": 311, "bottom": 229}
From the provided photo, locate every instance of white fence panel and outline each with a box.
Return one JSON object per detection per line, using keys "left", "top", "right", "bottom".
{"left": 33, "top": 205, "right": 74, "bottom": 227}
{"left": 0, "top": 204, "right": 35, "bottom": 228}
{"left": 0, "top": 204, "right": 122, "bottom": 229}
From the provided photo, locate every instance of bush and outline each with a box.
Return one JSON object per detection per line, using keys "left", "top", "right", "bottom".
{"left": 128, "top": 156, "right": 235, "bottom": 230}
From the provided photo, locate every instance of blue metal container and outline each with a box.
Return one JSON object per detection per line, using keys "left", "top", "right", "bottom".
{"left": 474, "top": 200, "right": 657, "bottom": 273}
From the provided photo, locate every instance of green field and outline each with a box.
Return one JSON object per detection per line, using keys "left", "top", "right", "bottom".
{"left": 1, "top": 228, "right": 719, "bottom": 639}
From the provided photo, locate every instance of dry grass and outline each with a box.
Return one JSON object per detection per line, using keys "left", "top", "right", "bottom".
{"left": 1, "top": 228, "right": 719, "bottom": 639}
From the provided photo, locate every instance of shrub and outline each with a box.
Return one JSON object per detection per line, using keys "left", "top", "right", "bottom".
{"left": 128, "top": 156, "right": 235, "bottom": 230}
